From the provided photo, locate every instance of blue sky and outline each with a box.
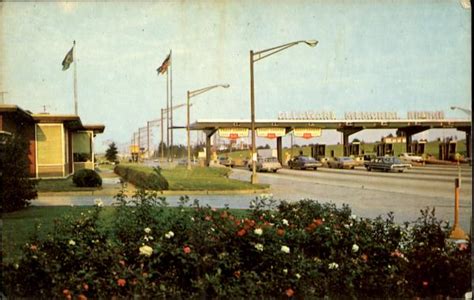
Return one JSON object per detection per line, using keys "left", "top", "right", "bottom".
{"left": 1, "top": 1, "right": 471, "bottom": 152}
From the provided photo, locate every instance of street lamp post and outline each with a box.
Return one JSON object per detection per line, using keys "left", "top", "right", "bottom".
{"left": 187, "top": 84, "right": 230, "bottom": 170}
{"left": 249, "top": 40, "right": 318, "bottom": 184}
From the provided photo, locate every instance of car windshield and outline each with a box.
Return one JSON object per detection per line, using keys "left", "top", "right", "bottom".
{"left": 264, "top": 157, "right": 278, "bottom": 162}
{"left": 341, "top": 157, "right": 353, "bottom": 161}
{"left": 300, "top": 156, "right": 316, "bottom": 162}
{"left": 383, "top": 157, "right": 402, "bottom": 164}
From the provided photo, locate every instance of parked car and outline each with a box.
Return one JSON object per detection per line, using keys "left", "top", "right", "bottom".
{"left": 399, "top": 152, "right": 424, "bottom": 163}
{"left": 218, "top": 156, "right": 234, "bottom": 168}
{"left": 364, "top": 156, "right": 412, "bottom": 172}
{"left": 288, "top": 156, "right": 322, "bottom": 170}
{"left": 248, "top": 156, "right": 282, "bottom": 172}
{"left": 327, "top": 156, "right": 357, "bottom": 169}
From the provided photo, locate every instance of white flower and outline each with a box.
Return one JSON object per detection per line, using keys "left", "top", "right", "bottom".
{"left": 350, "top": 214, "right": 357, "bottom": 220}
{"left": 94, "top": 198, "right": 103, "bottom": 207}
{"left": 328, "top": 262, "right": 339, "bottom": 270}
{"left": 281, "top": 245, "right": 290, "bottom": 254}
{"left": 344, "top": 224, "right": 350, "bottom": 229}
{"left": 254, "top": 228, "right": 263, "bottom": 236}
{"left": 165, "top": 231, "right": 175, "bottom": 239}
{"left": 352, "top": 244, "right": 359, "bottom": 253}
{"left": 191, "top": 217, "right": 195, "bottom": 221}
{"left": 144, "top": 236, "right": 149, "bottom": 242}
{"left": 295, "top": 273, "right": 301, "bottom": 279}
{"left": 282, "top": 219, "right": 289, "bottom": 226}
{"left": 68, "top": 240, "right": 76, "bottom": 246}
{"left": 144, "top": 227, "right": 152, "bottom": 234}
{"left": 283, "top": 268, "right": 288, "bottom": 274}
{"left": 139, "top": 245, "right": 153, "bottom": 257}
{"left": 254, "top": 243, "right": 264, "bottom": 251}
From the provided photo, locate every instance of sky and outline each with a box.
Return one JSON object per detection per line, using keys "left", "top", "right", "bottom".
{"left": 0, "top": 1, "right": 471, "bottom": 153}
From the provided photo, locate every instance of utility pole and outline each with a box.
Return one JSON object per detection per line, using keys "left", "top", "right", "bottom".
{"left": 0, "top": 91, "right": 7, "bottom": 104}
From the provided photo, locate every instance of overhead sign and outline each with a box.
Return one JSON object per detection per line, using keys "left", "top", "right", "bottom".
{"left": 407, "top": 111, "right": 444, "bottom": 120}
{"left": 344, "top": 112, "right": 399, "bottom": 120}
{"left": 278, "top": 111, "right": 336, "bottom": 120}
{"left": 218, "top": 128, "right": 249, "bottom": 140}
{"left": 256, "top": 128, "right": 286, "bottom": 139}
{"left": 293, "top": 128, "right": 322, "bottom": 139}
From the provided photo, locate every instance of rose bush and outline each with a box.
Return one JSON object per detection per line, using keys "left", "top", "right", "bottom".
{"left": 2, "top": 191, "right": 471, "bottom": 298}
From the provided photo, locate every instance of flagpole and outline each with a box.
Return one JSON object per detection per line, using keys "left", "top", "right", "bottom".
{"left": 166, "top": 66, "right": 170, "bottom": 162}
{"left": 170, "top": 49, "right": 174, "bottom": 162}
{"left": 73, "top": 40, "right": 78, "bottom": 115}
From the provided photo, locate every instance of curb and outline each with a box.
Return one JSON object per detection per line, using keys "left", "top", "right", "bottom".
{"left": 38, "top": 188, "right": 271, "bottom": 197}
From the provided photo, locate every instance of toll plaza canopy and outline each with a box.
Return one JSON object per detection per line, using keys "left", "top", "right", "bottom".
{"left": 189, "top": 118, "right": 471, "bottom": 165}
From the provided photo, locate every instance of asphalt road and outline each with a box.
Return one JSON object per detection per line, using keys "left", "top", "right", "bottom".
{"left": 229, "top": 164, "right": 472, "bottom": 231}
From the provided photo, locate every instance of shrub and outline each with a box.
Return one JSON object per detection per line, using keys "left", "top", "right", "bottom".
{"left": 72, "top": 169, "right": 102, "bottom": 187}
{"left": 114, "top": 165, "right": 169, "bottom": 190}
{"left": 2, "top": 193, "right": 471, "bottom": 298}
{"left": 0, "top": 133, "right": 37, "bottom": 213}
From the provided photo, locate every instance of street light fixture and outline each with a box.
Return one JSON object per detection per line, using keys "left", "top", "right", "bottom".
{"left": 187, "top": 84, "right": 230, "bottom": 170}
{"left": 249, "top": 40, "right": 318, "bottom": 184}
{"left": 450, "top": 106, "right": 471, "bottom": 116}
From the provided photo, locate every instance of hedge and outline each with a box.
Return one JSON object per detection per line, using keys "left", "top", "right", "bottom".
{"left": 2, "top": 192, "right": 470, "bottom": 298}
{"left": 72, "top": 169, "right": 102, "bottom": 187}
{"left": 114, "top": 165, "right": 169, "bottom": 190}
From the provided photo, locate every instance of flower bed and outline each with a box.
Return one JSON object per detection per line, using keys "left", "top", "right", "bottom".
{"left": 2, "top": 191, "right": 471, "bottom": 298}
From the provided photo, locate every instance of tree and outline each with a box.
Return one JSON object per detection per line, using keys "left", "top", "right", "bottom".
{"left": 0, "top": 133, "right": 37, "bottom": 213}
{"left": 105, "top": 142, "right": 118, "bottom": 162}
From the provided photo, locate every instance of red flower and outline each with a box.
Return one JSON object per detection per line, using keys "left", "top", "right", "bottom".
{"left": 277, "top": 228, "right": 285, "bottom": 236}
{"left": 313, "top": 218, "right": 323, "bottom": 226}
{"left": 285, "top": 288, "right": 295, "bottom": 297}
{"left": 30, "top": 245, "right": 38, "bottom": 251}
{"left": 237, "top": 229, "right": 247, "bottom": 237}
{"left": 361, "top": 254, "right": 368, "bottom": 262}
{"left": 205, "top": 215, "right": 212, "bottom": 221}
{"left": 117, "top": 278, "right": 126, "bottom": 287}
{"left": 63, "top": 289, "right": 71, "bottom": 296}
{"left": 77, "top": 294, "right": 87, "bottom": 300}
{"left": 458, "top": 242, "right": 468, "bottom": 251}
{"left": 234, "top": 270, "right": 241, "bottom": 278}
{"left": 82, "top": 283, "right": 89, "bottom": 291}
{"left": 422, "top": 281, "right": 429, "bottom": 288}
{"left": 183, "top": 246, "right": 192, "bottom": 254}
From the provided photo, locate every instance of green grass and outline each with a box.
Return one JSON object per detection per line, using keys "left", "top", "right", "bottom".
{"left": 36, "top": 177, "right": 101, "bottom": 192}
{"left": 120, "top": 164, "right": 269, "bottom": 191}
{"left": 2, "top": 206, "right": 250, "bottom": 263}
{"left": 1, "top": 206, "right": 104, "bottom": 263}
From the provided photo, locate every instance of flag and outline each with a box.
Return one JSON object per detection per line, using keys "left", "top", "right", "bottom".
{"left": 157, "top": 52, "right": 171, "bottom": 75}
{"left": 62, "top": 46, "right": 74, "bottom": 71}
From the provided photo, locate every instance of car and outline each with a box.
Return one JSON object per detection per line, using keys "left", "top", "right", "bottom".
{"left": 248, "top": 156, "right": 282, "bottom": 172}
{"left": 218, "top": 156, "right": 234, "bottom": 168}
{"left": 399, "top": 152, "right": 424, "bottom": 163}
{"left": 364, "top": 156, "right": 412, "bottom": 172}
{"left": 327, "top": 156, "right": 357, "bottom": 169}
{"left": 288, "top": 156, "right": 322, "bottom": 170}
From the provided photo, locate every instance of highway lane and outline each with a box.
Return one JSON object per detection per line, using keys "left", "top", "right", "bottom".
{"left": 229, "top": 165, "right": 472, "bottom": 231}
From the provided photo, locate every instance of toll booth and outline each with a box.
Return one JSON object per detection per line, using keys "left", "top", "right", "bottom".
{"left": 348, "top": 142, "right": 361, "bottom": 156}
{"left": 376, "top": 142, "right": 393, "bottom": 156}
{"left": 439, "top": 140, "right": 457, "bottom": 161}
{"left": 311, "top": 144, "right": 326, "bottom": 160}
{"left": 410, "top": 140, "right": 426, "bottom": 155}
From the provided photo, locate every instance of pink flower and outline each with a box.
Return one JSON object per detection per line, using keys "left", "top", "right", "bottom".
{"left": 285, "top": 288, "right": 295, "bottom": 297}
{"left": 183, "top": 246, "right": 191, "bottom": 254}
{"left": 117, "top": 278, "right": 126, "bottom": 287}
